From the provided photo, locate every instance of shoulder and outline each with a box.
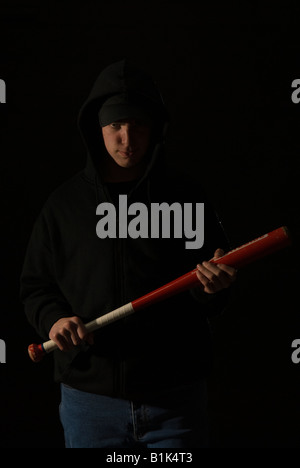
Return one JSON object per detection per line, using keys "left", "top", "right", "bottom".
{"left": 36, "top": 170, "right": 92, "bottom": 224}
{"left": 44, "top": 171, "right": 87, "bottom": 207}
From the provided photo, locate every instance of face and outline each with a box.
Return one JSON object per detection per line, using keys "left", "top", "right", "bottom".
{"left": 101, "top": 119, "right": 152, "bottom": 169}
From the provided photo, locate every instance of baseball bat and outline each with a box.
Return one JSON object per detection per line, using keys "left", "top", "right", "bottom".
{"left": 28, "top": 226, "right": 291, "bottom": 362}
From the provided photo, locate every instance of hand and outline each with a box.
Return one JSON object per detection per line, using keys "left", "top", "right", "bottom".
{"left": 49, "top": 316, "right": 94, "bottom": 352}
{"left": 196, "top": 248, "right": 237, "bottom": 294}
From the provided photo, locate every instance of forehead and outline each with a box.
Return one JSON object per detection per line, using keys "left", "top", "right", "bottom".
{"left": 111, "top": 117, "right": 150, "bottom": 125}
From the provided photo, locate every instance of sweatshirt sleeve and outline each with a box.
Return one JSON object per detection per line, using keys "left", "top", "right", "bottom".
{"left": 20, "top": 209, "right": 73, "bottom": 341}
{"left": 189, "top": 196, "right": 232, "bottom": 318}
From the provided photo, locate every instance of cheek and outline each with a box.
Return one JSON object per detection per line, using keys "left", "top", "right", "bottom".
{"left": 102, "top": 131, "right": 117, "bottom": 153}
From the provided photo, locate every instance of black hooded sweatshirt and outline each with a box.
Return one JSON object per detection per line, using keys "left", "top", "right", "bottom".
{"left": 20, "top": 60, "right": 230, "bottom": 404}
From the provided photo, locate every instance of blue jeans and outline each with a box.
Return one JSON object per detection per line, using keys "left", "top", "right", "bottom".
{"left": 59, "top": 382, "right": 208, "bottom": 448}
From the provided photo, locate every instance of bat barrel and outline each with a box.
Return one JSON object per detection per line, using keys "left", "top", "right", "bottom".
{"left": 131, "top": 226, "right": 291, "bottom": 311}
{"left": 132, "top": 270, "right": 199, "bottom": 312}
{"left": 210, "top": 226, "right": 290, "bottom": 269}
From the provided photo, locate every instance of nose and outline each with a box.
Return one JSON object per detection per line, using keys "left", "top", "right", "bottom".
{"left": 120, "top": 125, "right": 133, "bottom": 147}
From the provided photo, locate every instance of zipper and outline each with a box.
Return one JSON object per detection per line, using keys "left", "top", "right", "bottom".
{"left": 114, "top": 217, "right": 126, "bottom": 397}
{"left": 96, "top": 177, "right": 133, "bottom": 398}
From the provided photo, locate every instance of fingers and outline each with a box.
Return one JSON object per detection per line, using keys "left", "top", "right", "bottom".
{"left": 49, "top": 317, "right": 92, "bottom": 352}
{"left": 196, "top": 259, "right": 237, "bottom": 294}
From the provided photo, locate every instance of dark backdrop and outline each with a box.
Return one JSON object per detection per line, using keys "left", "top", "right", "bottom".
{"left": 0, "top": 2, "right": 299, "bottom": 448}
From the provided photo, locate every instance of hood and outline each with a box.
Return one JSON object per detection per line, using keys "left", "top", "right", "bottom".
{"left": 77, "top": 59, "right": 169, "bottom": 185}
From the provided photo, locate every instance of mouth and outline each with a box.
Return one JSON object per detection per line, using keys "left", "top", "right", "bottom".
{"left": 118, "top": 150, "right": 135, "bottom": 158}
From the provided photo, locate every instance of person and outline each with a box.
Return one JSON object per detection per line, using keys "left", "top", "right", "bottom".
{"left": 20, "top": 59, "right": 236, "bottom": 448}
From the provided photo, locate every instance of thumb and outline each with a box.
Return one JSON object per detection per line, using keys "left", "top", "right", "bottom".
{"left": 213, "top": 248, "right": 225, "bottom": 259}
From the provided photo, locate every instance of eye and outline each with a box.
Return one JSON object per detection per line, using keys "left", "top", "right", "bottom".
{"left": 110, "top": 122, "right": 121, "bottom": 130}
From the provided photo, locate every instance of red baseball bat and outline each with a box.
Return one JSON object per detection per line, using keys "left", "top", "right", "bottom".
{"left": 28, "top": 226, "right": 291, "bottom": 362}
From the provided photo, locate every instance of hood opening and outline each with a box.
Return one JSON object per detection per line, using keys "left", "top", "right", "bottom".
{"left": 77, "top": 59, "right": 169, "bottom": 188}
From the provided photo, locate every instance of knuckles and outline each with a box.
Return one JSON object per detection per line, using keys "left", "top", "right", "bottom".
{"left": 196, "top": 263, "right": 234, "bottom": 292}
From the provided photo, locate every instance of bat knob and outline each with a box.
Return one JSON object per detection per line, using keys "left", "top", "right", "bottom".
{"left": 28, "top": 343, "right": 45, "bottom": 363}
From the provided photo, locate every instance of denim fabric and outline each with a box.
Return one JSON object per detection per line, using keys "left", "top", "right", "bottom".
{"left": 59, "top": 382, "right": 209, "bottom": 448}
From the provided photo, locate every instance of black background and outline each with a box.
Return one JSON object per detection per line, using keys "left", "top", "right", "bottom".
{"left": 0, "top": 1, "right": 299, "bottom": 448}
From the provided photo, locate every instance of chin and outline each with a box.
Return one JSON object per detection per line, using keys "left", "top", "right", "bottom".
{"left": 117, "top": 159, "right": 137, "bottom": 169}
{"left": 117, "top": 161, "right": 133, "bottom": 169}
